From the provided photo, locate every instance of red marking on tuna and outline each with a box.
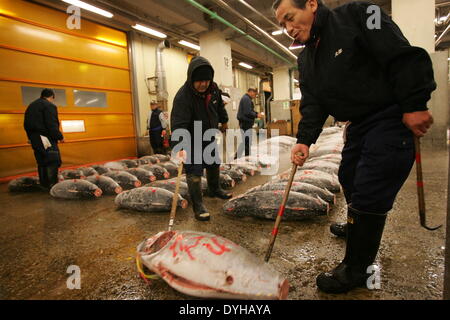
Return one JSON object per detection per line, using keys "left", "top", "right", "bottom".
{"left": 169, "top": 235, "right": 205, "bottom": 260}
{"left": 202, "top": 237, "right": 231, "bottom": 256}
{"left": 417, "top": 181, "right": 424, "bottom": 188}
{"left": 169, "top": 235, "right": 233, "bottom": 260}
{"left": 415, "top": 153, "right": 421, "bottom": 163}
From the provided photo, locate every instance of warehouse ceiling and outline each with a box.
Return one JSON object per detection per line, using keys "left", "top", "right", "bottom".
{"left": 30, "top": 0, "right": 450, "bottom": 72}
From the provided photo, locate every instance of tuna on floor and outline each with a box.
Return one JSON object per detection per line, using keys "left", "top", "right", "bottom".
{"left": 50, "top": 180, "right": 102, "bottom": 199}
{"left": 223, "top": 190, "right": 329, "bottom": 220}
{"left": 137, "top": 230, "right": 289, "bottom": 299}
{"left": 115, "top": 187, "right": 187, "bottom": 212}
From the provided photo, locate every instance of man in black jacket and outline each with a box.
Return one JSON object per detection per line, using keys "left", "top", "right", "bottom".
{"left": 274, "top": 0, "right": 436, "bottom": 293}
{"left": 171, "top": 56, "right": 232, "bottom": 221}
{"left": 24, "top": 89, "right": 64, "bottom": 189}
{"left": 235, "top": 88, "right": 262, "bottom": 159}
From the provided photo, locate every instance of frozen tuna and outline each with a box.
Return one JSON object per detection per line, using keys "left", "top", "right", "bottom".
{"left": 144, "top": 164, "right": 170, "bottom": 180}
{"left": 247, "top": 182, "right": 335, "bottom": 204}
{"left": 115, "top": 187, "right": 187, "bottom": 212}
{"left": 300, "top": 160, "right": 340, "bottom": 175}
{"left": 153, "top": 154, "right": 171, "bottom": 162}
{"left": 61, "top": 169, "right": 85, "bottom": 180}
{"left": 221, "top": 169, "right": 247, "bottom": 183}
{"left": 50, "top": 180, "right": 102, "bottom": 199}
{"left": 126, "top": 168, "right": 157, "bottom": 184}
{"left": 104, "top": 161, "right": 127, "bottom": 171}
{"left": 8, "top": 176, "right": 42, "bottom": 192}
{"left": 146, "top": 180, "right": 189, "bottom": 199}
{"left": 103, "top": 171, "right": 142, "bottom": 190}
{"left": 78, "top": 167, "right": 98, "bottom": 177}
{"left": 223, "top": 191, "right": 329, "bottom": 220}
{"left": 91, "top": 165, "right": 111, "bottom": 175}
{"left": 307, "top": 154, "right": 342, "bottom": 165}
{"left": 140, "top": 155, "right": 160, "bottom": 164}
{"left": 276, "top": 169, "right": 341, "bottom": 193}
{"left": 220, "top": 173, "right": 235, "bottom": 190}
{"left": 308, "top": 147, "right": 343, "bottom": 158}
{"left": 120, "top": 159, "right": 139, "bottom": 168}
{"left": 86, "top": 175, "right": 122, "bottom": 195}
{"left": 160, "top": 162, "right": 179, "bottom": 178}
{"left": 137, "top": 230, "right": 289, "bottom": 299}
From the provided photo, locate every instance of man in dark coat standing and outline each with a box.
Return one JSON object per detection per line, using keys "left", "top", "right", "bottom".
{"left": 24, "top": 89, "right": 64, "bottom": 189}
{"left": 235, "top": 88, "right": 262, "bottom": 159}
{"left": 147, "top": 100, "right": 168, "bottom": 155}
{"left": 274, "top": 0, "right": 436, "bottom": 293}
{"left": 171, "top": 56, "right": 232, "bottom": 221}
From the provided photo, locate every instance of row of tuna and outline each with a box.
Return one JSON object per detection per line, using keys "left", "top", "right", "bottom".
{"left": 115, "top": 162, "right": 262, "bottom": 212}
{"left": 223, "top": 127, "right": 345, "bottom": 221}
{"left": 8, "top": 154, "right": 172, "bottom": 197}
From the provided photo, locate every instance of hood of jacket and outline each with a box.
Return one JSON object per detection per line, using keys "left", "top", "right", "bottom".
{"left": 187, "top": 56, "right": 215, "bottom": 95}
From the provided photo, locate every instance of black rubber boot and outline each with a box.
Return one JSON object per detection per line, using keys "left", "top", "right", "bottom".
{"left": 186, "top": 174, "right": 210, "bottom": 221}
{"left": 46, "top": 166, "right": 59, "bottom": 189}
{"left": 37, "top": 166, "right": 50, "bottom": 190}
{"left": 316, "top": 206, "right": 387, "bottom": 294}
{"left": 206, "top": 167, "right": 232, "bottom": 199}
{"left": 330, "top": 222, "right": 347, "bottom": 237}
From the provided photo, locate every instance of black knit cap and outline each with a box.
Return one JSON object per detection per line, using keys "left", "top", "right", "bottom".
{"left": 192, "top": 65, "right": 213, "bottom": 82}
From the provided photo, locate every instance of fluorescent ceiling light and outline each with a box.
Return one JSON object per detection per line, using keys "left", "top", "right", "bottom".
{"left": 178, "top": 40, "right": 200, "bottom": 51}
{"left": 272, "top": 30, "right": 283, "bottom": 36}
{"left": 62, "top": 0, "right": 113, "bottom": 18}
{"left": 239, "top": 62, "right": 253, "bottom": 69}
{"left": 132, "top": 24, "right": 167, "bottom": 39}
{"left": 289, "top": 44, "right": 305, "bottom": 50}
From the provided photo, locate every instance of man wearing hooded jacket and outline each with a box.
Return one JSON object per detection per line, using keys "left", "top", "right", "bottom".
{"left": 274, "top": 0, "right": 436, "bottom": 293}
{"left": 171, "top": 56, "right": 232, "bottom": 221}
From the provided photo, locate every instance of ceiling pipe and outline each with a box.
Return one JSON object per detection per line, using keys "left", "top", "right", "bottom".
{"left": 236, "top": 0, "right": 283, "bottom": 31}
{"left": 436, "top": 22, "right": 450, "bottom": 46}
{"left": 183, "top": 0, "right": 295, "bottom": 66}
{"left": 209, "top": 0, "right": 298, "bottom": 61}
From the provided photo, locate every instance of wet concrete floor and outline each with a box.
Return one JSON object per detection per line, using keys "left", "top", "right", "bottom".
{"left": 0, "top": 147, "right": 447, "bottom": 300}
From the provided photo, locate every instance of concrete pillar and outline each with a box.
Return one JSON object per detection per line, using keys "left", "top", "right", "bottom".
{"left": 273, "top": 67, "right": 291, "bottom": 100}
{"left": 199, "top": 31, "right": 233, "bottom": 87}
{"left": 427, "top": 51, "right": 449, "bottom": 148}
{"left": 392, "top": 0, "right": 435, "bottom": 53}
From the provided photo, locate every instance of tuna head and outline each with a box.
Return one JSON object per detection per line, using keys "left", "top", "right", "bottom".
{"left": 137, "top": 230, "right": 289, "bottom": 300}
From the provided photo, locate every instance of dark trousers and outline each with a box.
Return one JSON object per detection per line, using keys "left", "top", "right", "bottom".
{"left": 150, "top": 130, "right": 164, "bottom": 155}
{"left": 338, "top": 105, "right": 415, "bottom": 214}
{"left": 30, "top": 136, "right": 61, "bottom": 188}
{"left": 184, "top": 139, "right": 221, "bottom": 176}
{"left": 235, "top": 125, "right": 253, "bottom": 159}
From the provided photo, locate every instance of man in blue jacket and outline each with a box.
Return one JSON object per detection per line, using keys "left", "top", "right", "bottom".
{"left": 274, "top": 0, "right": 435, "bottom": 293}
{"left": 235, "top": 88, "right": 262, "bottom": 159}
